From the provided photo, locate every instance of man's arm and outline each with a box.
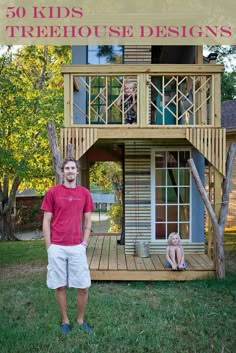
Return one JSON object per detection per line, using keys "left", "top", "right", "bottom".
{"left": 82, "top": 212, "right": 92, "bottom": 246}
{"left": 42, "top": 211, "right": 53, "bottom": 250}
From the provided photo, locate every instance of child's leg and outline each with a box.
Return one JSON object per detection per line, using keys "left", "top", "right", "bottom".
{"left": 176, "top": 247, "right": 184, "bottom": 269}
{"left": 169, "top": 247, "right": 177, "bottom": 269}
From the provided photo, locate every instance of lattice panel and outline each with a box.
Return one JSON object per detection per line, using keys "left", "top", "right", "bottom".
{"left": 148, "top": 75, "right": 213, "bottom": 126}
{"left": 73, "top": 75, "right": 138, "bottom": 125}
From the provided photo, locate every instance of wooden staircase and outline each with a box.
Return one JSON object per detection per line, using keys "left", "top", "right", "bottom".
{"left": 186, "top": 127, "right": 226, "bottom": 175}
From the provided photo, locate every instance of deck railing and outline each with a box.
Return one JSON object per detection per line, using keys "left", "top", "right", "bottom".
{"left": 61, "top": 64, "right": 224, "bottom": 128}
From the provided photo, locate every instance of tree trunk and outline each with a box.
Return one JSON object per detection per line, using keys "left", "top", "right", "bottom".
{"left": 0, "top": 212, "right": 17, "bottom": 241}
{"left": 0, "top": 175, "right": 20, "bottom": 241}
{"left": 47, "top": 122, "right": 63, "bottom": 184}
{"left": 187, "top": 142, "right": 236, "bottom": 279}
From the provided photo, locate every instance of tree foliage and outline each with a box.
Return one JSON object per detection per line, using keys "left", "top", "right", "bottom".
{"left": 90, "top": 161, "right": 122, "bottom": 191}
{"left": 0, "top": 45, "right": 71, "bottom": 192}
{"left": 204, "top": 45, "right": 236, "bottom": 101}
{"left": 0, "top": 45, "right": 71, "bottom": 239}
{"left": 221, "top": 71, "right": 236, "bottom": 101}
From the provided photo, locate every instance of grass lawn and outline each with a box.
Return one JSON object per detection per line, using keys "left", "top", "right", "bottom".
{"left": 0, "top": 235, "right": 235, "bottom": 353}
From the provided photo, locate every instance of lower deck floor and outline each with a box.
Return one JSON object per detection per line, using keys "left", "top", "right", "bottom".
{"left": 87, "top": 235, "right": 215, "bottom": 281}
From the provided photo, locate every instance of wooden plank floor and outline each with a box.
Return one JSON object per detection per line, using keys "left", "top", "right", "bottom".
{"left": 87, "top": 235, "right": 215, "bottom": 281}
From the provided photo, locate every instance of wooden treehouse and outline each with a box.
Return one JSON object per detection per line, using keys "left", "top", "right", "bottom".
{"left": 60, "top": 45, "right": 225, "bottom": 280}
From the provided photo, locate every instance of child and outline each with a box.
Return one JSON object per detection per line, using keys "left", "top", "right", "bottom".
{"left": 166, "top": 232, "right": 186, "bottom": 270}
{"left": 117, "top": 81, "right": 137, "bottom": 124}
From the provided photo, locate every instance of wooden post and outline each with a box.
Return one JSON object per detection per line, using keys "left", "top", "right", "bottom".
{"left": 139, "top": 74, "right": 148, "bottom": 127}
{"left": 64, "top": 74, "right": 72, "bottom": 127}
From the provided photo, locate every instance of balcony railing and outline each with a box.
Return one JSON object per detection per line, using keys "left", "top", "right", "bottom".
{"left": 61, "top": 64, "right": 224, "bottom": 128}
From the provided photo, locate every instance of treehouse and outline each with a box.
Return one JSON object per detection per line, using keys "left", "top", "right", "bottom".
{"left": 60, "top": 45, "right": 225, "bottom": 280}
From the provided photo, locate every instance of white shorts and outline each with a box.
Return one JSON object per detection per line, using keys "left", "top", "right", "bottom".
{"left": 47, "top": 244, "right": 91, "bottom": 289}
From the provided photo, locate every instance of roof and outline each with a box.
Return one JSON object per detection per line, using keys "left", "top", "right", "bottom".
{"left": 221, "top": 100, "right": 236, "bottom": 130}
{"left": 16, "top": 189, "right": 39, "bottom": 197}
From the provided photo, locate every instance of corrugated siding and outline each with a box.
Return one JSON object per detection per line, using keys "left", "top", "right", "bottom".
{"left": 125, "top": 141, "right": 151, "bottom": 254}
{"left": 124, "top": 46, "right": 152, "bottom": 64}
{"left": 124, "top": 140, "right": 205, "bottom": 254}
{"left": 226, "top": 134, "right": 236, "bottom": 228}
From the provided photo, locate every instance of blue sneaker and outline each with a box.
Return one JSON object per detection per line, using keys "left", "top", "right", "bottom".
{"left": 78, "top": 322, "right": 94, "bottom": 334}
{"left": 60, "top": 323, "right": 71, "bottom": 334}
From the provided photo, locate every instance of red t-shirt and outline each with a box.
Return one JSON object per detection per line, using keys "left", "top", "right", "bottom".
{"left": 41, "top": 184, "right": 94, "bottom": 245}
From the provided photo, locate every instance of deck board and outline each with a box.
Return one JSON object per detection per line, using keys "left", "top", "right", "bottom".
{"left": 126, "top": 255, "right": 137, "bottom": 270}
{"left": 143, "top": 256, "right": 156, "bottom": 270}
{"left": 150, "top": 255, "right": 165, "bottom": 270}
{"left": 108, "top": 236, "right": 118, "bottom": 270}
{"left": 87, "top": 236, "right": 97, "bottom": 266}
{"left": 90, "top": 236, "right": 104, "bottom": 270}
{"left": 88, "top": 236, "right": 215, "bottom": 281}
{"left": 99, "top": 236, "right": 110, "bottom": 270}
{"left": 117, "top": 243, "right": 127, "bottom": 270}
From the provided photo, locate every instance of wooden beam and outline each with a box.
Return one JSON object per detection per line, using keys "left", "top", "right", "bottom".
{"left": 61, "top": 64, "right": 224, "bottom": 75}
{"left": 90, "top": 270, "right": 215, "bottom": 281}
{"left": 213, "top": 73, "right": 222, "bottom": 127}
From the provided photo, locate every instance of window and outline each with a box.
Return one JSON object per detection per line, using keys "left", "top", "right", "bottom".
{"left": 87, "top": 46, "right": 123, "bottom": 64}
{"left": 151, "top": 149, "right": 191, "bottom": 241}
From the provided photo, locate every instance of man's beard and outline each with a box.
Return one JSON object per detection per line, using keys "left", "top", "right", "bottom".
{"left": 66, "top": 174, "right": 76, "bottom": 182}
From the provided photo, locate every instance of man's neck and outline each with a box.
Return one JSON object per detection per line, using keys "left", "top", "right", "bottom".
{"left": 63, "top": 181, "right": 77, "bottom": 189}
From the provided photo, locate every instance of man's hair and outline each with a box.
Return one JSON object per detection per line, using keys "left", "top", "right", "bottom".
{"left": 61, "top": 158, "right": 80, "bottom": 171}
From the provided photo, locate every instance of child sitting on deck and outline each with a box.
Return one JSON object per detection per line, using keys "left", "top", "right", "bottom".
{"left": 166, "top": 232, "right": 186, "bottom": 270}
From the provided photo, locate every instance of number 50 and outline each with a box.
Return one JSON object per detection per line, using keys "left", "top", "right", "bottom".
{"left": 6, "top": 6, "right": 26, "bottom": 18}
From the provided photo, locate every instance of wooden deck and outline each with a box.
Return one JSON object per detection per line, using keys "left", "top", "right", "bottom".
{"left": 88, "top": 235, "right": 215, "bottom": 281}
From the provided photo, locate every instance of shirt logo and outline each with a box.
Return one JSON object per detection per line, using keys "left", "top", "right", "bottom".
{"left": 60, "top": 196, "right": 81, "bottom": 202}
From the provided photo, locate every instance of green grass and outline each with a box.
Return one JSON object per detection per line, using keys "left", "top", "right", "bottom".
{"left": 0, "top": 236, "right": 236, "bottom": 353}
{"left": 0, "top": 239, "right": 46, "bottom": 267}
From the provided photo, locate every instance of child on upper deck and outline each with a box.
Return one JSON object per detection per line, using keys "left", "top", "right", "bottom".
{"left": 117, "top": 81, "right": 137, "bottom": 124}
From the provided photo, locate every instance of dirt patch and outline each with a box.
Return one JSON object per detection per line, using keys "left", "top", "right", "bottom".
{"left": 0, "top": 264, "right": 46, "bottom": 279}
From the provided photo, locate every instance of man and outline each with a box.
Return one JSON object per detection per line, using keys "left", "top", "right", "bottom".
{"left": 41, "top": 158, "right": 94, "bottom": 334}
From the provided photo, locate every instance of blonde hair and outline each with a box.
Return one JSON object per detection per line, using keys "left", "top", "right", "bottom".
{"left": 124, "top": 79, "right": 136, "bottom": 90}
{"left": 167, "top": 232, "right": 181, "bottom": 245}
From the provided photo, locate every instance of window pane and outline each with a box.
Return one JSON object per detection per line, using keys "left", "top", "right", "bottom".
{"left": 166, "top": 187, "right": 178, "bottom": 203}
{"left": 179, "top": 169, "right": 190, "bottom": 185}
{"left": 179, "top": 187, "right": 190, "bottom": 203}
{"left": 155, "top": 153, "right": 165, "bottom": 168}
{"left": 179, "top": 223, "right": 190, "bottom": 239}
{"left": 167, "top": 169, "right": 178, "bottom": 186}
{"left": 179, "top": 205, "right": 190, "bottom": 222}
{"left": 155, "top": 206, "right": 166, "bottom": 221}
{"left": 179, "top": 151, "right": 190, "bottom": 167}
{"left": 155, "top": 223, "right": 165, "bottom": 239}
{"left": 167, "top": 151, "right": 178, "bottom": 167}
{"left": 167, "top": 205, "right": 177, "bottom": 221}
{"left": 155, "top": 169, "right": 165, "bottom": 186}
{"left": 156, "top": 187, "right": 166, "bottom": 203}
{"left": 88, "top": 45, "right": 123, "bottom": 64}
{"left": 167, "top": 223, "right": 178, "bottom": 236}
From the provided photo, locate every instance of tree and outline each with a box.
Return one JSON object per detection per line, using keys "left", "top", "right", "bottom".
{"left": 204, "top": 45, "right": 236, "bottom": 101}
{"left": 96, "top": 45, "right": 123, "bottom": 63}
{"left": 221, "top": 71, "right": 236, "bottom": 101}
{"left": 90, "top": 161, "right": 122, "bottom": 191}
{"left": 188, "top": 143, "right": 236, "bottom": 279}
{"left": 0, "top": 45, "right": 71, "bottom": 240}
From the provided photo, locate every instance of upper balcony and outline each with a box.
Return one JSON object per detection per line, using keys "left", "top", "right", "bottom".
{"left": 61, "top": 64, "right": 224, "bottom": 128}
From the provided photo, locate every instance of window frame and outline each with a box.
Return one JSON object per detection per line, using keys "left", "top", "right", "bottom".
{"left": 151, "top": 147, "right": 192, "bottom": 243}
